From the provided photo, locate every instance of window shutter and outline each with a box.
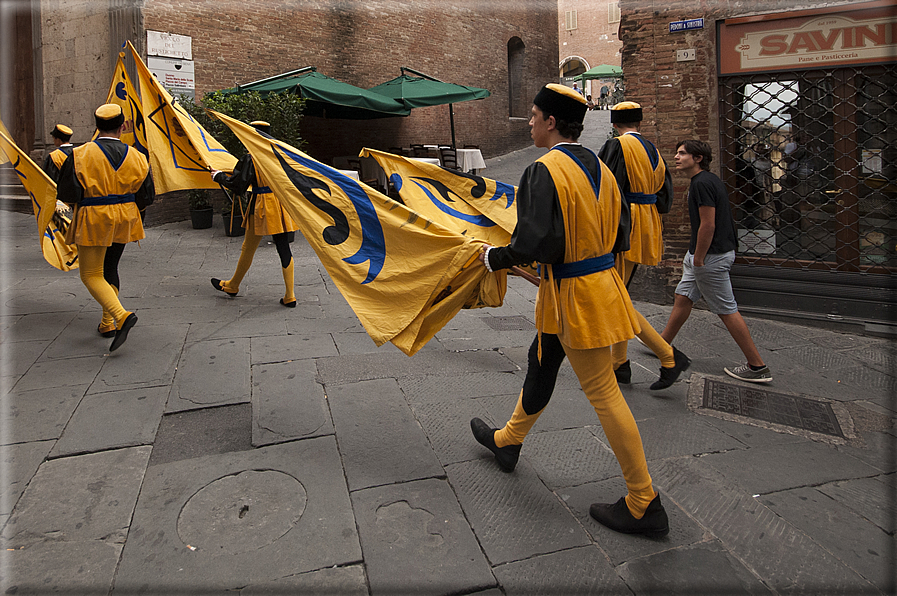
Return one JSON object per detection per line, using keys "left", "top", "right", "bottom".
{"left": 608, "top": 2, "right": 621, "bottom": 24}
{"left": 565, "top": 10, "right": 578, "bottom": 31}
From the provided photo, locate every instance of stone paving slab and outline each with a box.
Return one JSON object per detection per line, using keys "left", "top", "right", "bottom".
{"left": 0, "top": 440, "right": 53, "bottom": 516}
{"left": 698, "top": 438, "right": 880, "bottom": 495}
{"left": 38, "top": 311, "right": 128, "bottom": 360}
{"left": 480, "top": 387, "right": 601, "bottom": 435}
{"left": 524, "top": 427, "right": 621, "bottom": 488}
{"left": 1, "top": 384, "right": 88, "bottom": 444}
{"left": 3, "top": 310, "right": 79, "bottom": 343}
{"left": 49, "top": 386, "right": 169, "bottom": 457}
{"left": 409, "top": 396, "right": 498, "bottom": 467}
{"left": 239, "top": 564, "right": 368, "bottom": 595}
{"left": 328, "top": 378, "right": 444, "bottom": 491}
{"left": 331, "top": 330, "right": 404, "bottom": 355}
{"left": 352, "top": 477, "right": 495, "bottom": 595}
{"left": 651, "top": 457, "right": 877, "bottom": 594}
{"left": 557, "top": 477, "right": 706, "bottom": 566}
{"left": 760, "top": 486, "right": 894, "bottom": 592}
{"left": 446, "top": 458, "right": 590, "bottom": 565}
{"left": 816, "top": 475, "right": 895, "bottom": 534}
{"left": 168, "top": 338, "right": 251, "bottom": 412}
{"left": 113, "top": 438, "right": 361, "bottom": 593}
{"left": 148, "top": 404, "right": 252, "bottom": 467}
{"left": 12, "top": 354, "right": 105, "bottom": 392}
{"left": 186, "top": 312, "right": 291, "bottom": 343}
{"left": 88, "top": 323, "right": 189, "bottom": 393}
{"left": 0, "top": 278, "right": 90, "bottom": 316}
{"left": 250, "top": 333, "right": 338, "bottom": 365}
{"left": 399, "top": 370, "right": 523, "bottom": 403}
{"left": 492, "top": 545, "right": 630, "bottom": 596}
{"left": 317, "top": 348, "right": 516, "bottom": 386}
{"left": 251, "top": 359, "right": 331, "bottom": 446}
{"left": 1, "top": 539, "right": 123, "bottom": 596}
{"left": 616, "top": 540, "right": 774, "bottom": 595}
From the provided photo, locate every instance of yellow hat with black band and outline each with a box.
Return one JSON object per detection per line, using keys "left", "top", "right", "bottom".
{"left": 533, "top": 83, "right": 588, "bottom": 124}
{"left": 250, "top": 120, "right": 271, "bottom": 134}
{"left": 610, "top": 101, "right": 643, "bottom": 124}
{"left": 95, "top": 104, "right": 124, "bottom": 131}
{"left": 50, "top": 124, "right": 73, "bottom": 141}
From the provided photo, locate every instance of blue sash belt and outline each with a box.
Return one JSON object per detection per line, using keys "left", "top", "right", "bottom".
{"left": 253, "top": 186, "right": 272, "bottom": 195}
{"left": 626, "top": 191, "right": 657, "bottom": 205}
{"left": 80, "top": 193, "right": 135, "bottom": 207}
{"left": 541, "top": 253, "right": 615, "bottom": 279}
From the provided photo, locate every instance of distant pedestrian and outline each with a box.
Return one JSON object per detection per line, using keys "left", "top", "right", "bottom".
{"left": 586, "top": 94, "right": 595, "bottom": 110}
{"left": 42, "top": 124, "right": 74, "bottom": 183}
{"left": 660, "top": 140, "right": 772, "bottom": 383}
{"left": 210, "top": 120, "right": 300, "bottom": 308}
{"left": 57, "top": 104, "right": 154, "bottom": 351}
{"left": 471, "top": 83, "right": 670, "bottom": 538}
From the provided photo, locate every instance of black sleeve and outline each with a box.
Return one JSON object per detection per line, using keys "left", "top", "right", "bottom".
{"left": 213, "top": 153, "right": 254, "bottom": 195}
{"left": 41, "top": 153, "right": 59, "bottom": 183}
{"left": 597, "top": 138, "right": 628, "bottom": 195}
{"left": 135, "top": 168, "right": 155, "bottom": 210}
{"left": 655, "top": 158, "right": 674, "bottom": 214}
{"left": 55, "top": 152, "right": 82, "bottom": 205}
{"left": 487, "top": 162, "right": 565, "bottom": 270}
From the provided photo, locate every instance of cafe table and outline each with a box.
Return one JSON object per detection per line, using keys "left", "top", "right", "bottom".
{"left": 456, "top": 148, "right": 486, "bottom": 174}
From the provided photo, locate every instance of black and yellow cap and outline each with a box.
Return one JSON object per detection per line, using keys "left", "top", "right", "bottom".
{"left": 610, "top": 101, "right": 643, "bottom": 124}
{"left": 250, "top": 120, "right": 271, "bottom": 134}
{"left": 533, "top": 83, "right": 588, "bottom": 124}
{"left": 95, "top": 103, "right": 124, "bottom": 131}
{"left": 51, "top": 124, "right": 73, "bottom": 140}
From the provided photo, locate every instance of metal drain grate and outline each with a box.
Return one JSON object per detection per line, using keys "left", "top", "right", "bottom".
{"left": 480, "top": 316, "right": 535, "bottom": 331}
{"left": 703, "top": 379, "right": 844, "bottom": 438}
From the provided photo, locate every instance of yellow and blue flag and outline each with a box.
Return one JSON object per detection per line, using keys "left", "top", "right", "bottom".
{"left": 211, "top": 110, "right": 504, "bottom": 355}
{"left": 0, "top": 118, "right": 11, "bottom": 165}
{"left": 98, "top": 44, "right": 149, "bottom": 156}
{"left": 130, "top": 43, "right": 236, "bottom": 194}
{"left": 0, "top": 128, "right": 77, "bottom": 271}
{"left": 361, "top": 148, "right": 518, "bottom": 237}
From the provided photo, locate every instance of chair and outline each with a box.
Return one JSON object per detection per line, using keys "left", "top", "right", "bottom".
{"left": 440, "top": 148, "right": 459, "bottom": 170}
{"left": 388, "top": 147, "right": 404, "bottom": 156}
{"left": 464, "top": 144, "right": 480, "bottom": 149}
{"left": 411, "top": 145, "right": 429, "bottom": 158}
{"left": 347, "top": 158, "right": 382, "bottom": 192}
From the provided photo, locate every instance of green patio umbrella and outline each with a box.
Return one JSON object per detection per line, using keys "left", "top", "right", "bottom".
{"left": 230, "top": 67, "right": 410, "bottom": 120}
{"left": 368, "top": 67, "right": 491, "bottom": 148}
{"left": 573, "top": 64, "right": 623, "bottom": 82}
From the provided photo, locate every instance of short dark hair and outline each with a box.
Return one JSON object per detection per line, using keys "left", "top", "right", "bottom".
{"left": 535, "top": 109, "right": 583, "bottom": 141}
{"left": 676, "top": 139, "right": 713, "bottom": 170}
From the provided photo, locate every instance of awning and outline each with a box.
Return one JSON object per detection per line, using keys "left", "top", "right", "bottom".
{"left": 573, "top": 64, "right": 623, "bottom": 82}
{"left": 369, "top": 67, "right": 490, "bottom": 148}
{"left": 229, "top": 67, "right": 410, "bottom": 120}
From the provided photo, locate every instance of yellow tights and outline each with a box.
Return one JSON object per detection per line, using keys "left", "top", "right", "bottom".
{"left": 78, "top": 245, "right": 129, "bottom": 327}
{"left": 612, "top": 257, "right": 674, "bottom": 369}
{"left": 220, "top": 227, "right": 263, "bottom": 294}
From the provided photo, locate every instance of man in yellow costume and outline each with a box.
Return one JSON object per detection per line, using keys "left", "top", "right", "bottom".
{"left": 210, "top": 121, "right": 299, "bottom": 308}
{"left": 472, "top": 84, "right": 669, "bottom": 537}
{"left": 41, "top": 124, "right": 75, "bottom": 183}
{"left": 57, "top": 104, "right": 154, "bottom": 351}
{"left": 599, "top": 101, "right": 690, "bottom": 389}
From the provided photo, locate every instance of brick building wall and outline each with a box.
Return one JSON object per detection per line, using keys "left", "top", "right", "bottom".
{"left": 619, "top": 0, "right": 857, "bottom": 303}
{"left": 557, "top": 0, "right": 623, "bottom": 97}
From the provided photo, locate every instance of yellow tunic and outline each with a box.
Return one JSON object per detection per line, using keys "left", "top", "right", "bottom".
{"left": 66, "top": 141, "right": 147, "bottom": 246}
{"left": 534, "top": 147, "right": 640, "bottom": 349}
{"left": 618, "top": 133, "right": 666, "bottom": 266}
{"left": 248, "top": 186, "right": 298, "bottom": 236}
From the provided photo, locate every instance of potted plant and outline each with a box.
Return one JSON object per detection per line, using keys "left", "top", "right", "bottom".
{"left": 188, "top": 189, "right": 214, "bottom": 229}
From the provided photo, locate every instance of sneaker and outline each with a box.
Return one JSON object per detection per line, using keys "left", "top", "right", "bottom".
{"left": 614, "top": 360, "right": 631, "bottom": 384}
{"left": 589, "top": 492, "right": 670, "bottom": 538}
{"left": 649, "top": 346, "right": 690, "bottom": 390}
{"left": 470, "top": 418, "right": 521, "bottom": 472}
{"left": 725, "top": 363, "right": 772, "bottom": 383}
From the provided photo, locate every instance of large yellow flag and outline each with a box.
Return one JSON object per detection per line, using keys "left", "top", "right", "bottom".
{"left": 361, "top": 148, "right": 518, "bottom": 236}
{"left": 0, "top": 129, "right": 78, "bottom": 271}
{"left": 130, "top": 43, "right": 236, "bottom": 194}
{"left": 100, "top": 46, "right": 149, "bottom": 155}
{"left": 0, "top": 118, "right": 11, "bottom": 165}
{"left": 211, "top": 110, "right": 504, "bottom": 355}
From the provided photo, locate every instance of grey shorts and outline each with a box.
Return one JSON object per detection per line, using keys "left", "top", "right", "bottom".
{"left": 675, "top": 250, "right": 738, "bottom": 315}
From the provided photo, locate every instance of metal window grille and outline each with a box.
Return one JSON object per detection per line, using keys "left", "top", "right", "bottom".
{"left": 719, "top": 64, "right": 897, "bottom": 273}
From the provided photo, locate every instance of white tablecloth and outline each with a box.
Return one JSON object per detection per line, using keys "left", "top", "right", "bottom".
{"left": 409, "top": 157, "right": 441, "bottom": 166}
{"left": 456, "top": 148, "right": 486, "bottom": 173}
{"left": 335, "top": 169, "right": 359, "bottom": 180}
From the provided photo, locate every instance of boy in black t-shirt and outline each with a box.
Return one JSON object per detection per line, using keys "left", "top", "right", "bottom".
{"left": 659, "top": 140, "right": 772, "bottom": 383}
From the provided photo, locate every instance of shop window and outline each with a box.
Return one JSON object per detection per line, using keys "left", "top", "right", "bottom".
{"left": 719, "top": 65, "right": 897, "bottom": 272}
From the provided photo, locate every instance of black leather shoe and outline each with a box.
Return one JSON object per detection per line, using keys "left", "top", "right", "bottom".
{"left": 211, "top": 278, "right": 238, "bottom": 297}
{"left": 614, "top": 360, "right": 631, "bottom": 384}
{"left": 589, "top": 492, "right": 670, "bottom": 538}
{"left": 280, "top": 298, "right": 297, "bottom": 308}
{"left": 650, "top": 346, "right": 690, "bottom": 390}
{"left": 470, "top": 417, "right": 521, "bottom": 472}
{"left": 109, "top": 313, "right": 137, "bottom": 352}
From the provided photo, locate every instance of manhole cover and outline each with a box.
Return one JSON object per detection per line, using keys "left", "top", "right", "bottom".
{"left": 481, "top": 316, "right": 534, "bottom": 331}
{"left": 177, "top": 470, "right": 307, "bottom": 555}
{"left": 703, "top": 379, "right": 844, "bottom": 438}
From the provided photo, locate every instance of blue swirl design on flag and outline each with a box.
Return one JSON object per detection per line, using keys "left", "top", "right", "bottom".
{"left": 408, "top": 177, "right": 495, "bottom": 228}
{"left": 273, "top": 144, "right": 386, "bottom": 285}
{"left": 115, "top": 81, "right": 127, "bottom": 100}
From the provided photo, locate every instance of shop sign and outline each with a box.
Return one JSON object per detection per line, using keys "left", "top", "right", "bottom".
{"left": 669, "top": 18, "right": 704, "bottom": 33}
{"left": 719, "top": 2, "right": 896, "bottom": 74}
{"left": 147, "top": 56, "right": 195, "bottom": 100}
